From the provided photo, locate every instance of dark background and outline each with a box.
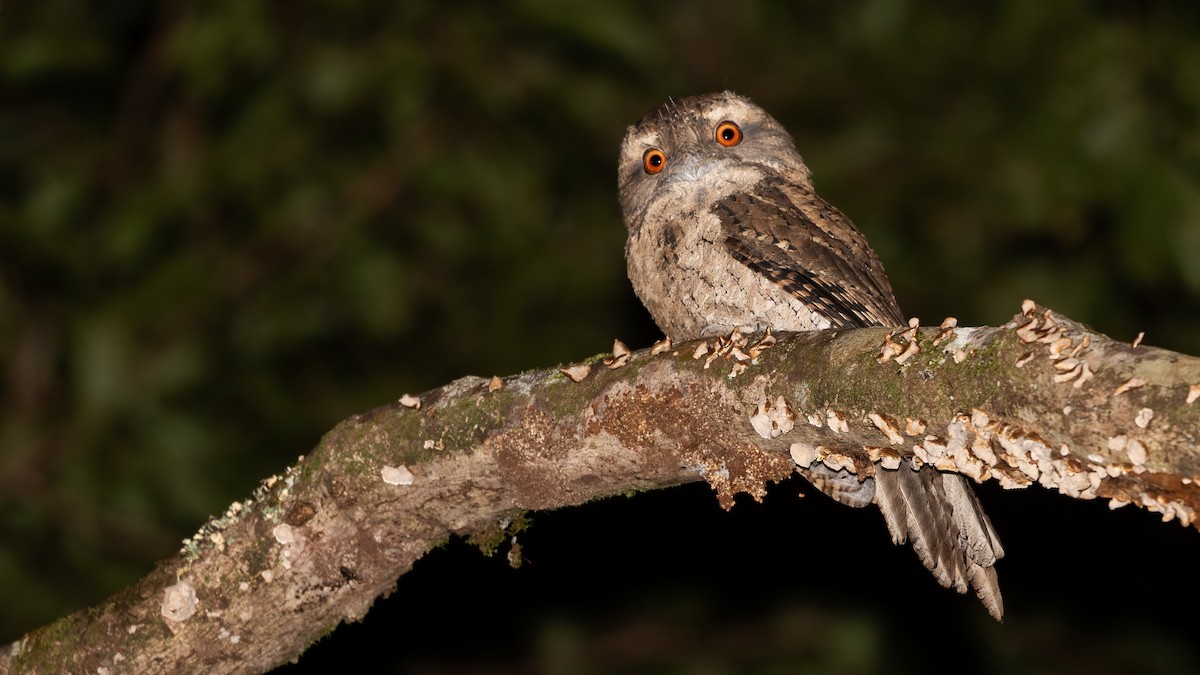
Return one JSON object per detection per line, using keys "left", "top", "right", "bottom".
{"left": 3, "top": 2, "right": 1200, "bottom": 673}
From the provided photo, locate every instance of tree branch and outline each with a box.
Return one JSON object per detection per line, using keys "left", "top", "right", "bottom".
{"left": 5, "top": 302, "right": 1199, "bottom": 673}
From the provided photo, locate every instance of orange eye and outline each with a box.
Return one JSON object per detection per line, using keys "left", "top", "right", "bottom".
{"left": 715, "top": 121, "right": 742, "bottom": 147}
{"left": 643, "top": 148, "right": 666, "bottom": 174}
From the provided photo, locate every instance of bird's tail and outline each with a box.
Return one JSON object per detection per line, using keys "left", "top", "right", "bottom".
{"left": 872, "top": 467, "right": 1005, "bottom": 620}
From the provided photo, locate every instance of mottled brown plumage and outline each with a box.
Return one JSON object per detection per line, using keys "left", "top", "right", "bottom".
{"left": 617, "top": 91, "right": 1004, "bottom": 619}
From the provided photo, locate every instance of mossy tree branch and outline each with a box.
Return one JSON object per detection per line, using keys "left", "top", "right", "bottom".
{"left": 5, "top": 302, "right": 1199, "bottom": 673}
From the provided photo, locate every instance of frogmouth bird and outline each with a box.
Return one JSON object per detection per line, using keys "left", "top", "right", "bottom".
{"left": 617, "top": 91, "right": 1004, "bottom": 619}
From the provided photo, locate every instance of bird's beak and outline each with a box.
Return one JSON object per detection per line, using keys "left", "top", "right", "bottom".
{"left": 665, "top": 154, "right": 721, "bottom": 184}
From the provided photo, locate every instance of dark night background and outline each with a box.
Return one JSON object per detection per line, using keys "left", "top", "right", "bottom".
{"left": 3, "top": 2, "right": 1200, "bottom": 673}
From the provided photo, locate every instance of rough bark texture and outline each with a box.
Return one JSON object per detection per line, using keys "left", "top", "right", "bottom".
{"left": 4, "top": 302, "right": 1199, "bottom": 674}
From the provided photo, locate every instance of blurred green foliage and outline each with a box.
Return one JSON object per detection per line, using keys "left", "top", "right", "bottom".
{"left": 1, "top": 0, "right": 1199, "bottom": 670}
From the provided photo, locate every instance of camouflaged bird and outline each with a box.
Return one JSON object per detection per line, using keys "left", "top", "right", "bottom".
{"left": 617, "top": 91, "right": 1005, "bottom": 619}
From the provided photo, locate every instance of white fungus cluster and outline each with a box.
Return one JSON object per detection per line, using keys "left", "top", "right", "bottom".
{"left": 776, "top": 301, "right": 1198, "bottom": 528}
{"left": 693, "top": 328, "right": 777, "bottom": 377}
